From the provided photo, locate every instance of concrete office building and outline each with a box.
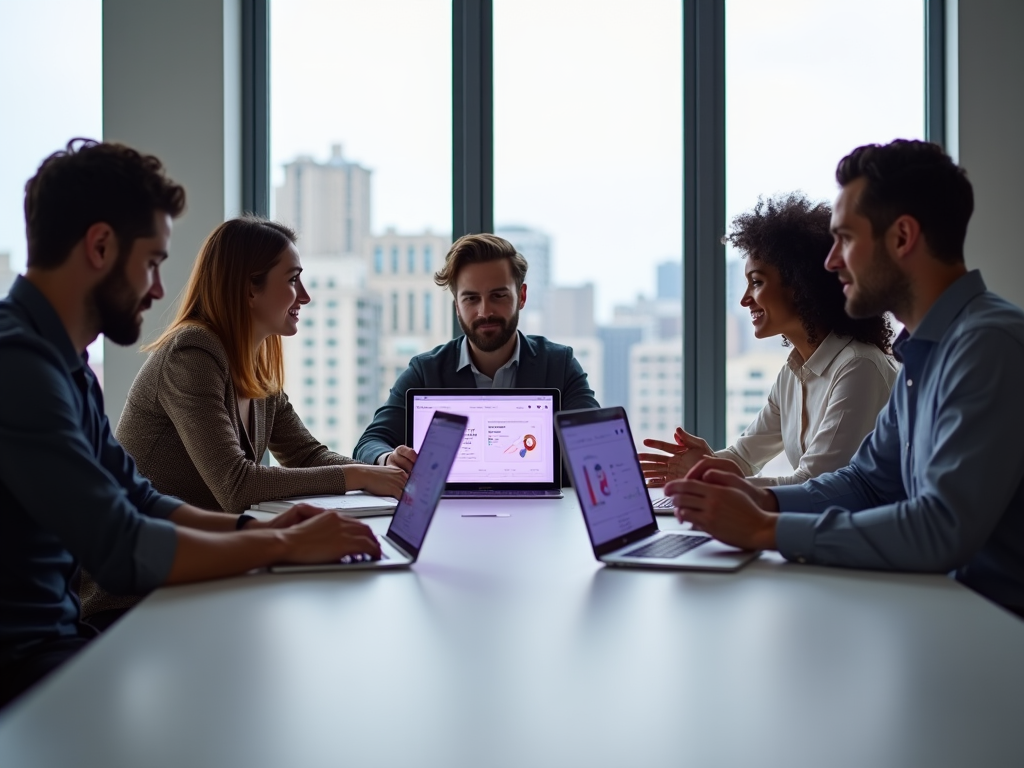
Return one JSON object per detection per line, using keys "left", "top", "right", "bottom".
{"left": 366, "top": 228, "right": 453, "bottom": 405}
{"left": 282, "top": 256, "right": 381, "bottom": 455}
{"left": 628, "top": 340, "right": 683, "bottom": 446}
{"left": 0, "top": 252, "right": 15, "bottom": 298}
{"left": 596, "top": 325, "right": 644, "bottom": 408}
{"left": 543, "top": 283, "right": 596, "bottom": 339}
{"left": 495, "top": 224, "right": 551, "bottom": 310}
{"left": 275, "top": 144, "right": 371, "bottom": 257}
{"left": 656, "top": 259, "right": 682, "bottom": 301}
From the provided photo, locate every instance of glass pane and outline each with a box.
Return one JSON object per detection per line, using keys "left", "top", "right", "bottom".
{"left": 0, "top": 1, "right": 103, "bottom": 382}
{"left": 494, "top": 0, "right": 683, "bottom": 448}
{"left": 270, "top": 0, "right": 452, "bottom": 454}
{"left": 725, "top": 0, "right": 923, "bottom": 475}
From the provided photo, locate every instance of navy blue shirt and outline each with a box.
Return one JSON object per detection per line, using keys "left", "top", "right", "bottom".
{"left": 774, "top": 271, "right": 1024, "bottom": 608}
{"left": 0, "top": 277, "right": 180, "bottom": 664}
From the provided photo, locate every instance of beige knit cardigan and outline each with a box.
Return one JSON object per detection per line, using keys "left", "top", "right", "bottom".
{"left": 116, "top": 323, "right": 362, "bottom": 515}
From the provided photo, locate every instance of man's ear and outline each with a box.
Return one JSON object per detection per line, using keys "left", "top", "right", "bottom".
{"left": 889, "top": 215, "right": 923, "bottom": 262}
{"left": 82, "top": 223, "right": 117, "bottom": 272}
{"left": 518, "top": 283, "right": 527, "bottom": 309}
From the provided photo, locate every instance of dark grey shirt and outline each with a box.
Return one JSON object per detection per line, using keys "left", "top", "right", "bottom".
{"left": 0, "top": 277, "right": 179, "bottom": 664}
{"left": 773, "top": 271, "right": 1024, "bottom": 609}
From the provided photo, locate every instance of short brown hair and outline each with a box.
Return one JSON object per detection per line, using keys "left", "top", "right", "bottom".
{"left": 433, "top": 233, "right": 528, "bottom": 293}
{"left": 25, "top": 138, "right": 186, "bottom": 269}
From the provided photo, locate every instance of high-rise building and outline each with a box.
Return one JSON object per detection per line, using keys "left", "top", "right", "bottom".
{"left": 656, "top": 259, "right": 682, "bottom": 301}
{"left": 495, "top": 225, "right": 551, "bottom": 310}
{"left": 628, "top": 340, "right": 683, "bottom": 448}
{"left": 365, "top": 228, "right": 453, "bottom": 405}
{"left": 596, "top": 325, "right": 643, "bottom": 408}
{"left": 275, "top": 144, "right": 371, "bottom": 256}
{"left": 555, "top": 335, "right": 604, "bottom": 405}
{"left": 282, "top": 256, "right": 381, "bottom": 455}
{"left": 0, "top": 252, "right": 15, "bottom": 298}
{"left": 725, "top": 350, "right": 783, "bottom": 444}
{"left": 543, "top": 283, "right": 596, "bottom": 338}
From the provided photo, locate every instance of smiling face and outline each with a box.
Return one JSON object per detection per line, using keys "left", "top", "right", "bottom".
{"left": 249, "top": 243, "right": 309, "bottom": 343}
{"left": 92, "top": 211, "right": 170, "bottom": 345}
{"left": 454, "top": 259, "right": 527, "bottom": 353}
{"left": 825, "top": 177, "right": 911, "bottom": 319}
{"left": 740, "top": 257, "right": 803, "bottom": 342}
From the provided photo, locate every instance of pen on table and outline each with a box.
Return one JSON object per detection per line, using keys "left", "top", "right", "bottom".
{"left": 461, "top": 513, "right": 510, "bottom": 518}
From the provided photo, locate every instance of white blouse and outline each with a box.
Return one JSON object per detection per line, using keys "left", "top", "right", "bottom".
{"left": 716, "top": 332, "right": 899, "bottom": 487}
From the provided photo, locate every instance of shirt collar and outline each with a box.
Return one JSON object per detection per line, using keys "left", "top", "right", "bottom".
{"left": 8, "top": 275, "right": 85, "bottom": 372}
{"left": 911, "top": 269, "right": 987, "bottom": 343}
{"left": 457, "top": 330, "right": 522, "bottom": 376}
{"left": 786, "top": 330, "right": 852, "bottom": 378}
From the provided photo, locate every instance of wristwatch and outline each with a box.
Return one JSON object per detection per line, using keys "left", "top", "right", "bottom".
{"left": 236, "top": 513, "right": 257, "bottom": 530}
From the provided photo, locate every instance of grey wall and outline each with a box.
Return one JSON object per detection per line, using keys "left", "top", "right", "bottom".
{"left": 953, "top": 0, "right": 1024, "bottom": 309}
{"left": 102, "top": 0, "right": 242, "bottom": 426}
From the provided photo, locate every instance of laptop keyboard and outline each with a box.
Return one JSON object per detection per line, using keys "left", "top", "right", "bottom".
{"left": 623, "top": 534, "right": 709, "bottom": 559}
{"left": 651, "top": 496, "right": 675, "bottom": 510}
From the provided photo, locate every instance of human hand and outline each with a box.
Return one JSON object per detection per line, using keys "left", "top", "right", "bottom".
{"left": 386, "top": 445, "right": 418, "bottom": 473}
{"left": 664, "top": 472, "right": 778, "bottom": 551}
{"left": 264, "top": 502, "right": 328, "bottom": 529}
{"left": 344, "top": 464, "right": 408, "bottom": 499}
{"left": 638, "top": 427, "right": 713, "bottom": 487}
{"left": 682, "top": 458, "right": 778, "bottom": 510}
{"left": 280, "top": 511, "right": 382, "bottom": 563}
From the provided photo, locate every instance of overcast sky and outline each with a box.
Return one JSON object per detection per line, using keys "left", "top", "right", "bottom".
{"left": 1, "top": 0, "right": 922, "bottom": 328}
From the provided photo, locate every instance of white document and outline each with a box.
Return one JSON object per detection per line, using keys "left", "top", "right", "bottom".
{"left": 251, "top": 491, "right": 398, "bottom": 518}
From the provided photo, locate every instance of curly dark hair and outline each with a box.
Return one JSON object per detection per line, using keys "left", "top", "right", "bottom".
{"left": 724, "top": 192, "right": 892, "bottom": 354}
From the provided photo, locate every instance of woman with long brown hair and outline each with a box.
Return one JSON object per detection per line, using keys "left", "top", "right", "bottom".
{"left": 114, "top": 215, "right": 406, "bottom": 512}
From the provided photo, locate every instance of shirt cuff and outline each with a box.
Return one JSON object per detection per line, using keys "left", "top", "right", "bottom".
{"left": 376, "top": 452, "right": 390, "bottom": 466}
{"left": 132, "top": 517, "right": 178, "bottom": 592}
{"left": 770, "top": 484, "right": 820, "bottom": 514}
{"left": 775, "top": 513, "right": 818, "bottom": 564}
{"left": 145, "top": 494, "right": 185, "bottom": 519}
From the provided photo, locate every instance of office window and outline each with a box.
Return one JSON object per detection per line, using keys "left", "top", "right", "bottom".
{"left": 271, "top": 0, "right": 450, "bottom": 456}
{"left": 424, "top": 245, "right": 432, "bottom": 273}
{"left": 724, "top": 0, "right": 923, "bottom": 472}
{"left": 494, "top": 0, "right": 682, "bottom": 438}
{"left": 407, "top": 292, "right": 415, "bottom": 333}
{"left": 424, "top": 291, "right": 432, "bottom": 332}
{"left": 0, "top": 2, "right": 102, "bottom": 384}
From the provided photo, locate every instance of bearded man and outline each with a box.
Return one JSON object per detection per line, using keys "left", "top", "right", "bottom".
{"left": 354, "top": 233, "right": 599, "bottom": 481}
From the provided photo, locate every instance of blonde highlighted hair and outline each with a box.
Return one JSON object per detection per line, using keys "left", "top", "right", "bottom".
{"left": 147, "top": 216, "right": 296, "bottom": 399}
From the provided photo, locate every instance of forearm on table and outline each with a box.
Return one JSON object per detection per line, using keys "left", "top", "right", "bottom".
{"left": 169, "top": 503, "right": 238, "bottom": 532}
{"left": 166, "top": 526, "right": 288, "bottom": 584}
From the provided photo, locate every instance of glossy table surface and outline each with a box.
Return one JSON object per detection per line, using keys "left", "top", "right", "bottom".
{"left": 1, "top": 497, "right": 1023, "bottom": 768}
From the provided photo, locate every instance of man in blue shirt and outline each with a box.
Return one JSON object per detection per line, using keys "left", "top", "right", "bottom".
{"left": 666, "top": 140, "right": 1024, "bottom": 615}
{"left": 0, "top": 140, "right": 382, "bottom": 709}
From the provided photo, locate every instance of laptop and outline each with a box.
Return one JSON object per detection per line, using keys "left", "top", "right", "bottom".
{"left": 555, "top": 406, "right": 760, "bottom": 571}
{"left": 270, "top": 411, "right": 468, "bottom": 573}
{"left": 406, "top": 388, "right": 563, "bottom": 499}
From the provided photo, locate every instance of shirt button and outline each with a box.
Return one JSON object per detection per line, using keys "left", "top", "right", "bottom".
{"left": 907, "top": 379, "right": 913, "bottom": 387}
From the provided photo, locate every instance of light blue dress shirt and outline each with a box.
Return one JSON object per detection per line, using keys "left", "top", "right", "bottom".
{"left": 772, "top": 271, "right": 1024, "bottom": 609}
{"left": 456, "top": 330, "right": 521, "bottom": 388}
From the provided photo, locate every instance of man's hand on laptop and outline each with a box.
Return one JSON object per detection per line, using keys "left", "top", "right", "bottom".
{"left": 664, "top": 463, "right": 779, "bottom": 551}
{"left": 343, "top": 464, "right": 408, "bottom": 499}
{"left": 386, "top": 445, "right": 418, "bottom": 473}
{"left": 279, "top": 511, "right": 383, "bottom": 564}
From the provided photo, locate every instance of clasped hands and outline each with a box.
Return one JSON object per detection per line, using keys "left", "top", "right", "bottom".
{"left": 640, "top": 428, "right": 779, "bottom": 551}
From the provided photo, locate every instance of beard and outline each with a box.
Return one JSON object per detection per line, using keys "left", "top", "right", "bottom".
{"left": 458, "top": 307, "right": 520, "bottom": 353}
{"left": 91, "top": 259, "right": 149, "bottom": 346}
{"left": 844, "top": 238, "right": 912, "bottom": 320}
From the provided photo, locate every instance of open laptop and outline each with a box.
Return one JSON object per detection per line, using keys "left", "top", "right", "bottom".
{"left": 270, "top": 411, "right": 468, "bottom": 573}
{"left": 555, "top": 406, "right": 760, "bottom": 571}
{"left": 406, "top": 388, "right": 563, "bottom": 499}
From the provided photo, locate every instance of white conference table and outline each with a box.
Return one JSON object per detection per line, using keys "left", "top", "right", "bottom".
{"left": 1, "top": 496, "right": 1022, "bottom": 768}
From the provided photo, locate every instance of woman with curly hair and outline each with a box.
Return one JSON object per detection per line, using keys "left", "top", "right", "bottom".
{"left": 640, "top": 192, "right": 898, "bottom": 487}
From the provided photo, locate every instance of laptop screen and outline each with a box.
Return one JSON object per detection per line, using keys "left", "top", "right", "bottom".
{"left": 409, "top": 393, "right": 556, "bottom": 485}
{"left": 387, "top": 412, "right": 467, "bottom": 555}
{"left": 559, "top": 414, "right": 655, "bottom": 547}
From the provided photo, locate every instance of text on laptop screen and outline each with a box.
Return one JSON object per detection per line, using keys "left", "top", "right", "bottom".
{"left": 389, "top": 415, "right": 466, "bottom": 548}
{"left": 411, "top": 394, "right": 555, "bottom": 484}
{"left": 561, "top": 417, "right": 653, "bottom": 546}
